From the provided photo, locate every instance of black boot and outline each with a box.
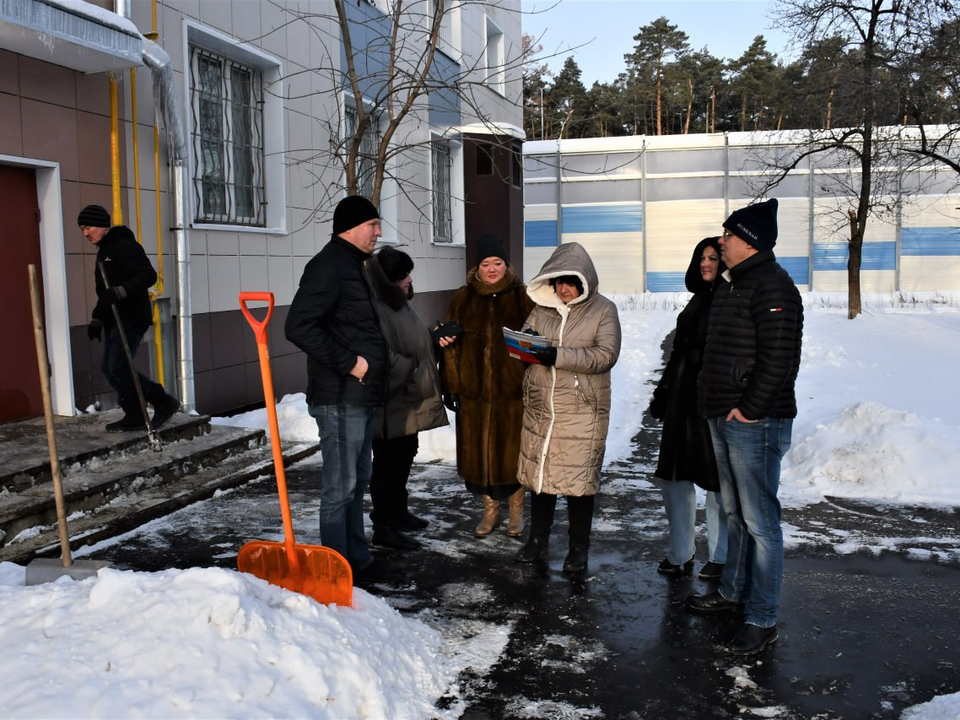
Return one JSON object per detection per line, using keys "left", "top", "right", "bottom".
{"left": 371, "top": 526, "right": 421, "bottom": 551}
{"left": 563, "top": 494, "right": 593, "bottom": 574}
{"left": 151, "top": 394, "right": 181, "bottom": 430}
{"left": 515, "top": 536, "right": 549, "bottom": 563}
{"left": 105, "top": 403, "right": 146, "bottom": 433}
{"left": 562, "top": 546, "right": 588, "bottom": 574}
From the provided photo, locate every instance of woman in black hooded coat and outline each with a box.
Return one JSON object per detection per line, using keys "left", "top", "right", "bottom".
{"left": 649, "top": 237, "right": 728, "bottom": 579}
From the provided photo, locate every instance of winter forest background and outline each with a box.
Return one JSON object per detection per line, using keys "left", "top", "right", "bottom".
{"left": 522, "top": 3, "right": 960, "bottom": 146}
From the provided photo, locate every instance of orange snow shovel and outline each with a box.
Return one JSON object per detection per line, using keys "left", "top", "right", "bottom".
{"left": 236, "top": 291, "right": 353, "bottom": 606}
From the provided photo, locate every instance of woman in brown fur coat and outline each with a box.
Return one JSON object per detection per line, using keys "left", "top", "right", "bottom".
{"left": 442, "top": 234, "right": 534, "bottom": 538}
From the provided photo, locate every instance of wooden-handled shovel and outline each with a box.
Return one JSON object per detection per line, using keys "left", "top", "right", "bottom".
{"left": 24, "top": 264, "right": 109, "bottom": 585}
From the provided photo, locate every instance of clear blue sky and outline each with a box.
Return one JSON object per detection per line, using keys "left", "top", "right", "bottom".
{"left": 522, "top": 0, "right": 793, "bottom": 86}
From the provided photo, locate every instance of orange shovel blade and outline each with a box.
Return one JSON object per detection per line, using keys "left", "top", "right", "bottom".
{"left": 238, "top": 541, "right": 353, "bottom": 607}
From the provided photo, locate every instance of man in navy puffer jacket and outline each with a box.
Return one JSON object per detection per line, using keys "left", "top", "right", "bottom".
{"left": 685, "top": 198, "right": 803, "bottom": 657}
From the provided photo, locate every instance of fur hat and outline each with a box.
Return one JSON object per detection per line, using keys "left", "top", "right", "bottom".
{"left": 77, "top": 204, "right": 111, "bottom": 228}
{"left": 722, "top": 198, "right": 779, "bottom": 251}
{"left": 376, "top": 246, "right": 414, "bottom": 283}
{"left": 333, "top": 195, "right": 379, "bottom": 236}
{"left": 475, "top": 233, "right": 508, "bottom": 265}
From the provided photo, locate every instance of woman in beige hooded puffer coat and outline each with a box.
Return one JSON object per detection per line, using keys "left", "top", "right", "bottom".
{"left": 514, "top": 242, "right": 621, "bottom": 574}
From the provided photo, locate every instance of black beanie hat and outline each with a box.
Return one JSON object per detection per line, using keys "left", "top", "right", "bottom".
{"left": 77, "top": 204, "right": 111, "bottom": 228}
{"left": 475, "top": 233, "right": 508, "bottom": 265}
{"left": 376, "top": 246, "right": 414, "bottom": 283}
{"left": 723, "top": 198, "right": 778, "bottom": 251}
{"left": 333, "top": 195, "right": 379, "bottom": 236}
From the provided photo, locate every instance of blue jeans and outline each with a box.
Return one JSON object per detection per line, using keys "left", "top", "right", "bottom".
{"left": 709, "top": 416, "right": 793, "bottom": 628}
{"left": 308, "top": 404, "right": 376, "bottom": 571}
{"left": 658, "top": 480, "right": 727, "bottom": 565}
{"left": 102, "top": 325, "right": 165, "bottom": 409}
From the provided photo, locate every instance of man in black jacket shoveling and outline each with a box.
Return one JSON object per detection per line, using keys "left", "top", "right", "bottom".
{"left": 79, "top": 204, "right": 180, "bottom": 433}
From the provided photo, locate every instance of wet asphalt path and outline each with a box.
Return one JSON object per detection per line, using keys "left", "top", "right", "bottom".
{"left": 78, "top": 429, "right": 960, "bottom": 720}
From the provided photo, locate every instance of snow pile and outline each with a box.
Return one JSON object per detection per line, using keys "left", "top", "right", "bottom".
{"left": 0, "top": 563, "right": 454, "bottom": 719}
{"left": 782, "top": 401, "right": 960, "bottom": 506}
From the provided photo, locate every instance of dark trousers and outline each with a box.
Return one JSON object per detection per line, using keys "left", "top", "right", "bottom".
{"left": 370, "top": 434, "right": 419, "bottom": 530}
{"left": 102, "top": 325, "right": 166, "bottom": 410}
{"left": 529, "top": 491, "right": 596, "bottom": 550}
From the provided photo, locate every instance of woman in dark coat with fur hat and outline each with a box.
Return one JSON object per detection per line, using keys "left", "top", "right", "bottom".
{"left": 441, "top": 234, "right": 534, "bottom": 539}
{"left": 648, "top": 237, "right": 728, "bottom": 579}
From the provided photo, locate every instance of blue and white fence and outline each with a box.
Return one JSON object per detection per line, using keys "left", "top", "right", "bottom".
{"left": 523, "top": 131, "right": 960, "bottom": 293}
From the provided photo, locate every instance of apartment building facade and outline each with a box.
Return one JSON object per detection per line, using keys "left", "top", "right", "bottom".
{"left": 0, "top": 0, "right": 524, "bottom": 422}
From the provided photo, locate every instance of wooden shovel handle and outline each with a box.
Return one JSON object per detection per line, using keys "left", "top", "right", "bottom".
{"left": 29, "top": 265, "right": 72, "bottom": 566}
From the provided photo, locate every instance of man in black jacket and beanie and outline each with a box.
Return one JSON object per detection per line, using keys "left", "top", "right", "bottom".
{"left": 285, "top": 195, "right": 389, "bottom": 576}
{"left": 685, "top": 198, "right": 803, "bottom": 656}
{"left": 79, "top": 204, "right": 180, "bottom": 432}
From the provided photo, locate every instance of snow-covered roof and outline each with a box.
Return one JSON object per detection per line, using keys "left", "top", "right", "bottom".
{"left": 0, "top": 0, "right": 143, "bottom": 74}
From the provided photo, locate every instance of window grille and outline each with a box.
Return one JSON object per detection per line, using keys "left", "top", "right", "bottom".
{"left": 432, "top": 139, "right": 453, "bottom": 243}
{"left": 344, "top": 105, "right": 380, "bottom": 201}
{"left": 189, "top": 47, "right": 265, "bottom": 226}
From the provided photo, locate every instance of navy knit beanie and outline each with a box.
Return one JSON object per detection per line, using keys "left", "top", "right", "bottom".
{"left": 723, "top": 198, "right": 779, "bottom": 251}
{"left": 77, "top": 204, "right": 111, "bottom": 228}
{"left": 333, "top": 195, "right": 379, "bottom": 236}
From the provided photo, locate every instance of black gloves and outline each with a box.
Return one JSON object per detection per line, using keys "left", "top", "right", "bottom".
{"left": 648, "top": 389, "right": 666, "bottom": 421}
{"left": 442, "top": 393, "right": 460, "bottom": 412}
{"left": 532, "top": 346, "right": 557, "bottom": 367}
{"left": 87, "top": 320, "right": 103, "bottom": 342}
{"left": 98, "top": 285, "right": 126, "bottom": 303}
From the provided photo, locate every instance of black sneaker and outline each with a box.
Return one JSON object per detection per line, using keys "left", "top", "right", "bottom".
{"left": 657, "top": 557, "right": 694, "bottom": 576}
{"left": 105, "top": 414, "right": 147, "bottom": 433}
{"left": 698, "top": 561, "right": 725, "bottom": 580}
{"left": 686, "top": 591, "right": 743, "bottom": 614}
{"left": 151, "top": 395, "right": 181, "bottom": 430}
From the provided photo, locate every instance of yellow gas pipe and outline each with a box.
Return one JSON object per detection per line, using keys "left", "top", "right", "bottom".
{"left": 109, "top": 6, "right": 168, "bottom": 388}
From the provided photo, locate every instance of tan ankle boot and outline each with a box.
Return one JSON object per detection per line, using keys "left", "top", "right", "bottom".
{"left": 475, "top": 495, "right": 501, "bottom": 537}
{"left": 506, "top": 488, "right": 525, "bottom": 537}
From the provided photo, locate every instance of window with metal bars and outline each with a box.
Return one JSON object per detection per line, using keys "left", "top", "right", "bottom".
{"left": 432, "top": 138, "right": 453, "bottom": 243}
{"left": 189, "top": 46, "right": 265, "bottom": 226}
{"left": 344, "top": 105, "right": 380, "bottom": 201}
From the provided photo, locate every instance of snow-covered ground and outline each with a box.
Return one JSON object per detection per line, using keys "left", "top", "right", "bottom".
{"left": 2, "top": 292, "right": 958, "bottom": 718}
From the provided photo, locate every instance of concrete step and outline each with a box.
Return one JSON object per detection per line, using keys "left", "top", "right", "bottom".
{"left": 0, "top": 410, "right": 318, "bottom": 565}
{"left": 1, "top": 410, "right": 211, "bottom": 492}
